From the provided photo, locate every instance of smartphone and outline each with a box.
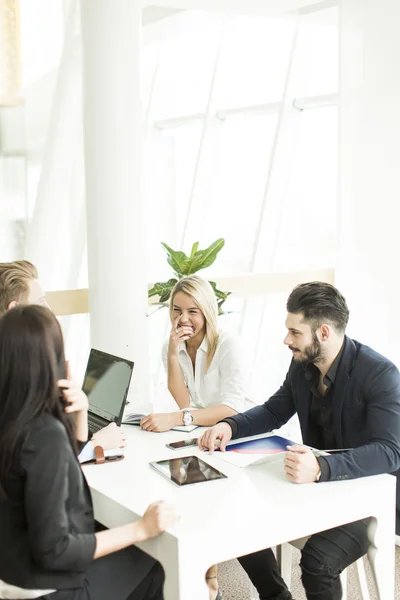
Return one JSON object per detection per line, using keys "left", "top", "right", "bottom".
{"left": 166, "top": 438, "right": 199, "bottom": 450}
{"left": 104, "top": 448, "right": 124, "bottom": 461}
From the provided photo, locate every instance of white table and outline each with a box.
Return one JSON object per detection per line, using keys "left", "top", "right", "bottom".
{"left": 83, "top": 426, "right": 396, "bottom": 600}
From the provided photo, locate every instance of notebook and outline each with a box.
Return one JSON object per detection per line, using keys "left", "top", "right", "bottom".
{"left": 123, "top": 413, "right": 198, "bottom": 432}
{"left": 216, "top": 434, "right": 296, "bottom": 468}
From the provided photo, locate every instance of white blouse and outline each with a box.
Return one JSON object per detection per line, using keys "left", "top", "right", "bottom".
{"left": 162, "top": 330, "right": 246, "bottom": 413}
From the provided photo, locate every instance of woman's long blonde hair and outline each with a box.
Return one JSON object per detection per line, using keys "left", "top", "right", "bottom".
{"left": 169, "top": 276, "right": 219, "bottom": 371}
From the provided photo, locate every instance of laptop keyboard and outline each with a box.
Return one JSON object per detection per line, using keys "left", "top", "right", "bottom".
{"left": 89, "top": 421, "right": 104, "bottom": 433}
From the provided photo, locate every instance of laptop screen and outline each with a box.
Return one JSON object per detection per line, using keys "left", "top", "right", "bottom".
{"left": 82, "top": 349, "right": 134, "bottom": 423}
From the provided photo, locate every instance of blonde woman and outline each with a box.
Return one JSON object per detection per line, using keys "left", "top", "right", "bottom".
{"left": 141, "top": 275, "right": 246, "bottom": 600}
{"left": 141, "top": 275, "right": 246, "bottom": 433}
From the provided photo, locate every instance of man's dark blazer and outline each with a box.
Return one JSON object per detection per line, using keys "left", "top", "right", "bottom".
{"left": 225, "top": 336, "right": 400, "bottom": 532}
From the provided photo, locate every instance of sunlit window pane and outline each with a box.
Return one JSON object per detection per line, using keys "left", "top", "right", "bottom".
{"left": 148, "top": 12, "right": 222, "bottom": 119}
{"left": 258, "top": 106, "right": 338, "bottom": 272}
{"left": 292, "top": 7, "right": 338, "bottom": 97}
{"left": 213, "top": 16, "right": 295, "bottom": 108}
{"left": 144, "top": 122, "right": 203, "bottom": 281}
{"left": 185, "top": 114, "right": 278, "bottom": 275}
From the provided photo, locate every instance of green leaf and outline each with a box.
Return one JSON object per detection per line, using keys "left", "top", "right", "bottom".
{"left": 149, "top": 239, "right": 229, "bottom": 318}
{"left": 209, "top": 280, "right": 231, "bottom": 301}
{"left": 208, "top": 280, "right": 232, "bottom": 315}
{"left": 161, "top": 243, "right": 189, "bottom": 277}
{"left": 217, "top": 297, "right": 228, "bottom": 315}
{"left": 190, "top": 242, "right": 199, "bottom": 258}
{"left": 159, "top": 289, "right": 173, "bottom": 303}
{"left": 189, "top": 238, "right": 225, "bottom": 274}
{"left": 148, "top": 278, "right": 178, "bottom": 299}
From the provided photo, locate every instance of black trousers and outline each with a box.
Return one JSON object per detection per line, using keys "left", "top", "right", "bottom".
{"left": 238, "top": 518, "right": 370, "bottom": 600}
{"left": 41, "top": 547, "right": 164, "bottom": 600}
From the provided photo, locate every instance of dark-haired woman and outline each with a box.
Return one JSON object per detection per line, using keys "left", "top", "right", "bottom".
{"left": 0, "top": 305, "right": 178, "bottom": 600}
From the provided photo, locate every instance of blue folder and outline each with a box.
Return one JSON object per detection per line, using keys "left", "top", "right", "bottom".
{"left": 225, "top": 435, "right": 294, "bottom": 455}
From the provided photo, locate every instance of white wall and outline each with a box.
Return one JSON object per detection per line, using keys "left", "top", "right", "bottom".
{"left": 337, "top": 0, "right": 400, "bottom": 367}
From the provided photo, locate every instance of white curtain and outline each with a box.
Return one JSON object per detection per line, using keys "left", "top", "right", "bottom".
{"left": 337, "top": 0, "right": 400, "bottom": 366}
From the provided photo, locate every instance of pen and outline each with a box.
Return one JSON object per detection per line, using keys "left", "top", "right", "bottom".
{"left": 323, "top": 448, "right": 353, "bottom": 453}
{"left": 312, "top": 448, "right": 353, "bottom": 455}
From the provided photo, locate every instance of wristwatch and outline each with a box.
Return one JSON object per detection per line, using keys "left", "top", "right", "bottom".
{"left": 182, "top": 409, "right": 193, "bottom": 426}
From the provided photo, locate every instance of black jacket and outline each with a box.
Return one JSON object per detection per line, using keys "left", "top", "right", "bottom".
{"left": 0, "top": 414, "right": 96, "bottom": 590}
{"left": 224, "top": 337, "right": 400, "bottom": 531}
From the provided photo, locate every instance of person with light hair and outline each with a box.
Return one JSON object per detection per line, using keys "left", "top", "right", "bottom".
{"left": 141, "top": 275, "right": 247, "bottom": 433}
{"left": 141, "top": 275, "right": 247, "bottom": 600}
{"left": 0, "top": 260, "right": 47, "bottom": 313}
{"left": 0, "top": 260, "right": 126, "bottom": 462}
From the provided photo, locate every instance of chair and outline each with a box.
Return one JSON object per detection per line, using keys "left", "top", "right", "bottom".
{"left": 249, "top": 539, "right": 370, "bottom": 600}
{"left": 277, "top": 540, "right": 370, "bottom": 600}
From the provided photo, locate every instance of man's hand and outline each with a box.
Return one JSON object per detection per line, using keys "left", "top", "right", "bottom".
{"left": 198, "top": 423, "right": 232, "bottom": 454}
{"left": 92, "top": 422, "right": 127, "bottom": 449}
{"left": 284, "top": 445, "right": 320, "bottom": 484}
{"left": 140, "top": 412, "right": 179, "bottom": 433}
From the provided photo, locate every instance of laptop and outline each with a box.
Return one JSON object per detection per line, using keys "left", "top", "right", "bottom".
{"left": 82, "top": 349, "right": 134, "bottom": 434}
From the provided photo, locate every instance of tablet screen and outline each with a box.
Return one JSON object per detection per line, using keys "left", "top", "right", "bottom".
{"left": 149, "top": 455, "right": 227, "bottom": 486}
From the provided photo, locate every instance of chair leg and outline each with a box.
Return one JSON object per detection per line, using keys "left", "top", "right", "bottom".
{"left": 365, "top": 516, "right": 395, "bottom": 600}
{"left": 276, "top": 543, "right": 293, "bottom": 589}
{"left": 249, "top": 582, "right": 259, "bottom": 599}
{"left": 353, "top": 557, "right": 369, "bottom": 600}
{"left": 340, "top": 568, "right": 348, "bottom": 600}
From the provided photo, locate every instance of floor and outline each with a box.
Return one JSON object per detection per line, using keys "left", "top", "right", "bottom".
{"left": 218, "top": 546, "right": 400, "bottom": 599}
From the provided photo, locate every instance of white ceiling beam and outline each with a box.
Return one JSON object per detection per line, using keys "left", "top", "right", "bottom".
{"left": 141, "top": 0, "right": 337, "bottom": 18}
{"left": 142, "top": 6, "right": 182, "bottom": 25}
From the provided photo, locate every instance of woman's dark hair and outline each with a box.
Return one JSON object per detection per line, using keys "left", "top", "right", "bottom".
{"left": 0, "top": 305, "right": 77, "bottom": 497}
{"left": 286, "top": 282, "right": 349, "bottom": 333}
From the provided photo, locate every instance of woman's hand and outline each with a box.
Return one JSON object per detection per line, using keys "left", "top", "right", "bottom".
{"left": 58, "top": 362, "right": 89, "bottom": 414}
{"left": 136, "top": 501, "right": 180, "bottom": 541}
{"left": 168, "top": 315, "right": 194, "bottom": 355}
{"left": 92, "top": 422, "right": 127, "bottom": 449}
{"left": 58, "top": 362, "right": 89, "bottom": 442}
{"left": 58, "top": 379, "right": 89, "bottom": 414}
{"left": 140, "top": 412, "right": 180, "bottom": 433}
{"left": 94, "top": 502, "right": 180, "bottom": 558}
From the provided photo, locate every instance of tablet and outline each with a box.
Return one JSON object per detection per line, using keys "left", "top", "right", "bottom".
{"left": 149, "top": 455, "right": 227, "bottom": 487}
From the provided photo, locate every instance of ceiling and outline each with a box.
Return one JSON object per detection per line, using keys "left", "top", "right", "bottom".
{"left": 142, "top": 0, "right": 337, "bottom": 19}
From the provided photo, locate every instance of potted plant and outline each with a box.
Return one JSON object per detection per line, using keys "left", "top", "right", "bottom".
{"left": 148, "top": 238, "right": 231, "bottom": 315}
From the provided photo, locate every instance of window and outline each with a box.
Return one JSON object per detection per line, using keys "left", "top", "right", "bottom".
{"left": 143, "top": 7, "right": 339, "bottom": 410}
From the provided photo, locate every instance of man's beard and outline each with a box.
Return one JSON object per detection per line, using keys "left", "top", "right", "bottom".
{"left": 292, "top": 333, "right": 324, "bottom": 364}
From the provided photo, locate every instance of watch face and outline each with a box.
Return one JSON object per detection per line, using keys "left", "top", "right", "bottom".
{"left": 183, "top": 411, "right": 193, "bottom": 425}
